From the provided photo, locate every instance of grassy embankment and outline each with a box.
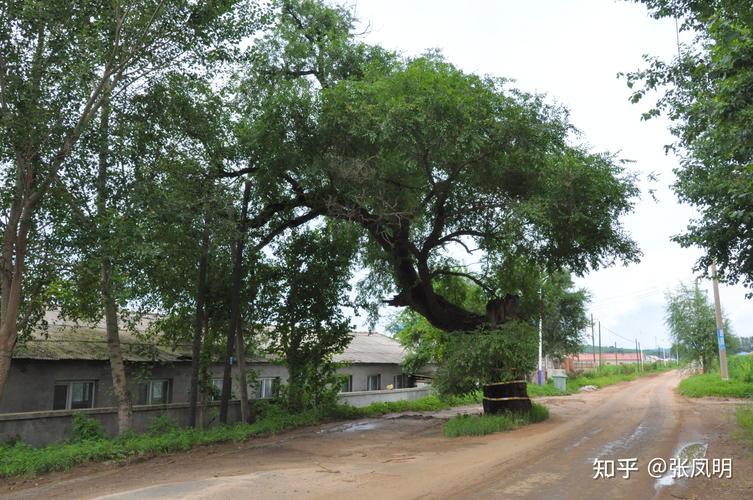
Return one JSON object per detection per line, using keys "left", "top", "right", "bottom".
{"left": 0, "top": 393, "right": 482, "bottom": 478}
{"left": 443, "top": 402, "right": 549, "bottom": 437}
{"left": 678, "top": 355, "right": 753, "bottom": 398}
{"left": 527, "top": 361, "right": 676, "bottom": 397}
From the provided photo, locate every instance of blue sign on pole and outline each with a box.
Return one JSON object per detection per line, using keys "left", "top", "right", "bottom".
{"left": 717, "top": 329, "right": 726, "bottom": 350}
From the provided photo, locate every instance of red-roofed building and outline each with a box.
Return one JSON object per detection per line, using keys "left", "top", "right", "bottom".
{"left": 565, "top": 351, "right": 644, "bottom": 371}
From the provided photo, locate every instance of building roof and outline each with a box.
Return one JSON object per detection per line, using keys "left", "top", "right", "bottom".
{"left": 571, "top": 352, "right": 644, "bottom": 361}
{"left": 13, "top": 312, "right": 193, "bottom": 363}
{"left": 13, "top": 312, "right": 408, "bottom": 366}
{"left": 334, "top": 332, "right": 406, "bottom": 365}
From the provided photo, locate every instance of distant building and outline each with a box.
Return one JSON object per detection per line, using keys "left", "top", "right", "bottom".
{"left": 565, "top": 351, "right": 644, "bottom": 371}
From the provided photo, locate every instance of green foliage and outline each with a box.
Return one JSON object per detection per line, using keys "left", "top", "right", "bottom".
{"left": 679, "top": 374, "right": 753, "bottom": 398}
{"left": 393, "top": 267, "right": 589, "bottom": 387}
{"left": 665, "top": 282, "right": 734, "bottom": 371}
{"left": 246, "top": 3, "right": 640, "bottom": 333}
{"left": 0, "top": 394, "right": 484, "bottom": 478}
{"left": 433, "top": 322, "right": 538, "bottom": 395}
{"left": 730, "top": 355, "right": 753, "bottom": 383}
{"left": 626, "top": 1, "right": 753, "bottom": 292}
{"left": 69, "top": 414, "right": 105, "bottom": 443}
{"left": 442, "top": 403, "right": 549, "bottom": 438}
{"left": 146, "top": 415, "right": 179, "bottom": 436}
{"left": 679, "top": 354, "right": 753, "bottom": 398}
{"left": 258, "top": 227, "right": 357, "bottom": 412}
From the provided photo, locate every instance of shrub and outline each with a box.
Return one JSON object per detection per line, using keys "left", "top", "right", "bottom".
{"left": 70, "top": 414, "right": 105, "bottom": 443}
{"left": 146, "top": 415, "right": 179, "bottom": 435}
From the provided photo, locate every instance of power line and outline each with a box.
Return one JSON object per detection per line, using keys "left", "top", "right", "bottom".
{"left": 601, "top": 325, "right": 634, "bottom": 344}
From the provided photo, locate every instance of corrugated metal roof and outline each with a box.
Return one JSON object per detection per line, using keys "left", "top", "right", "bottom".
{"left": 13, "top": 313, "right": 407, "bottom": 366}
{"left": 13, "top": 312, "right": 193, "bottom": 362}
{"left": 334, "top": 332, "right": 406, "bottom": 364}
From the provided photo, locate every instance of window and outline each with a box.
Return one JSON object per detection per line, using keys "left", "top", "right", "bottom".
{"left": 53, "top": 381, "right": 95, "bottom": 410}
{"left": 255, "top": 377, "right": 279, "bottom": 399}
{"left": 135, "top": 379, "right": 171, "bottom": 405}
{"left": 209, "top": 378, "right": 226, "bottom": 401}
{"left": 367, "top": 374, "right": 381, "bottom": 391}
{"left": 340, "top": 375, "right": 353, "bottom": 393}
{"left": 393, "top": 374, "right": 408, "bottom": 389}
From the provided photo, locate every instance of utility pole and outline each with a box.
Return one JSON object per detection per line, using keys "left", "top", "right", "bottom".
{"left": 711, "top": 261, "right": 730, "bottom": 381}
{"left": 638, "top": 342, "right": 643, "bottom": 371}
{"left": 635, "top": 338, "right": 640, "bottom": 372}
{"left": 591, "top": 314, "right": 596, "bottom": 370}
{"left": 598, "top": 321, "right": 602, "bottom": 370}
{"left": 538, "top": 280, "right": 545, "bottom": 385}
{"left": 614, "top": 342, "right": 618, "bottom": 365}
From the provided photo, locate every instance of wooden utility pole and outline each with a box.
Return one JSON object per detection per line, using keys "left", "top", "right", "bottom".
{"left": 615, "top": 342, "right": 618, "bottom": 365}
{"left": 598, "top": 321, "right": 602, "bottom": 370}
{"left": 711, "top": 261, "right": 730, "bottom": 381}
{"left": 638, "top": 342, "right": 643, "bottom": 371}
{"left": 591, "top": 314, "right": 596, "bottom": 369}
{"left": 635, "top": 338, "right": 640, "bottom": 372}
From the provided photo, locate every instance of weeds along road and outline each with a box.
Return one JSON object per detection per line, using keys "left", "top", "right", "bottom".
{"left": 3, "top": 370, "right": 752, "bottom": 499}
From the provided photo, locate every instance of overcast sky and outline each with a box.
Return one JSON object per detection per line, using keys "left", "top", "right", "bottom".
{"left": 345, "top": 0, "right": 752, "bottom": 350}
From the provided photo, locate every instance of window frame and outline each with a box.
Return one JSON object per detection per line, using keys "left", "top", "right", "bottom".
{"left": 254, "top": 377, "right": 279, "bottom": 399}
{"left": 340, "top": 375, "right": 353, "bottom": 393}
{"left": 135, "top": 379, "right": 172, "bottom": 405}
{"left": 367, "top": 374, "right": 381, "bottom": 391}
{"left": 209, "top": 378, "right": 226, "bottom": 401}
{"left": 53, "top": 380, "right": 96, "bottom": 410}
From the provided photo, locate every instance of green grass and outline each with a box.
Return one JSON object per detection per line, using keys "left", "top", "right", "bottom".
{"left": 0, "top": 393, "right": 483, "bottom": 479}
{"left": 0, "top": 406, "right": 324, "bottom": 478}
{"left": 330, "top": 392, "right": 482, "bottom": 419}
{"left": 442, "top": 403, "right": 549, "bottom": 437}
{"left": 679, "top": 355, "right": 753, "bottom": 398}
{"left": 736, "top": 406, "right": 753, "bottom": 445}
{"left": 528, "top": 362, "right": 675, "bottom": 397}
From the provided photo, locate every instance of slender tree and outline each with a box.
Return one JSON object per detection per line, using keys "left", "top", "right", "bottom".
{"left": 0, "top": 0, "right": 257, "bottom": 402}
{"left": 665, "top": 282, "right": 735, "bottom": 372}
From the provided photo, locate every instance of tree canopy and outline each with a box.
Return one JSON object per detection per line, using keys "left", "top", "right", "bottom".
{"left": 249, "top": 40, "right": 639, "bottom": 332}
{"left": 626, "top": 0, "right": 753, "bottom": 292}
{"left": 664, "top": 281, "right": 736, "bottom": 371}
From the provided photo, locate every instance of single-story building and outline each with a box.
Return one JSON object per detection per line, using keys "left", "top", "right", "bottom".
{"left": 0, "top": 312, "right": 436, "bottom": 448}
{"left": 0, "top": 312, "right": 422, "bottom": 415}
{"left": 565, "top": 351, "right": 644, "bottom": 372}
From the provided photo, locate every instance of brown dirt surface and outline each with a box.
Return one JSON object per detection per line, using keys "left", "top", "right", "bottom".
{"left": 2, "top": 370, "right": 752, "bottom": 499}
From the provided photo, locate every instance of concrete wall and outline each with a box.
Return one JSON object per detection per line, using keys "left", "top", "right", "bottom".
{"left": 337, "top": 386, "right": 433, "bottom": 407}
{"left": 1, "top": 360, "right": 414, "bottom": 414}
{"left": 0, "top": 401, "right": 243, "bottom": 447}
{"left": 0, "top": 386, "right": 434, "bottom": 447}
{"left": 0, "top": 360, "right": 196, "bottom": 414}
{"left": 338, "top": 363, "right": 408, "bottom": 392}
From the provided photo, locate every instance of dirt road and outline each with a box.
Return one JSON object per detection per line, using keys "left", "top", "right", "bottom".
{"left": 3, "top": 370, "right": 752, "bottom": 499}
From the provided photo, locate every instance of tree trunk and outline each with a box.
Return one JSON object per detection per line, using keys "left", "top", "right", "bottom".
{"left": 219, "top": 323, "right": 235, "bottom": 424}
{"left": 198, "top": 308, "right": 211, "bottom": 428}
{"left": 228, "top": 181, "right": 251, "bottom": 422}
{"left": 96, "top": 95, "right": 131, "bottom": 433}
{"left": 235, "top": 316, "right": 252, "bottom": 423}
{"left": 188, "top": 230, "right": 209, "bottom": 427}
{"left": 286, "top": 357, "right": 302, "bottom": 413}
{"left": 0, "top": 187, "right": 33, "bottom": 402}
{"left": 100, "top": 260, "right": 133, "bottom": 432}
